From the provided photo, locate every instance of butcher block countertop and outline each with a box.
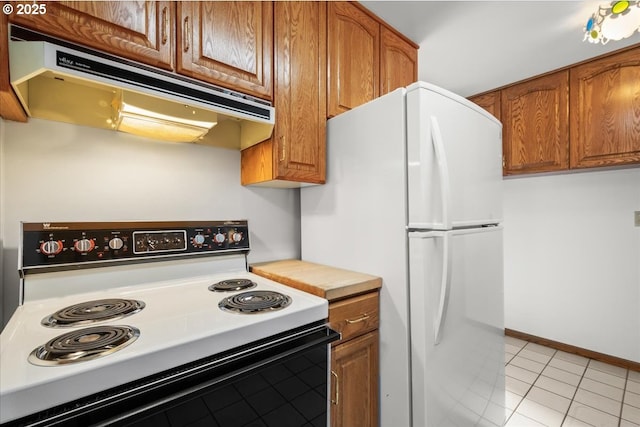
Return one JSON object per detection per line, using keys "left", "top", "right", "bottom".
{"left": 250, "top": 259, "right": 381, "bottom": 302}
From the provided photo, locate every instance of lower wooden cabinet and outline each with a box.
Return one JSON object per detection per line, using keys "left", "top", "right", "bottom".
{"left": 247, "top": 260, "right": 382, "bottom": 426}
{"left": 329, "top": 291, "right": 379, "bottom": 427}
{"left": 331, "top": 331, "right": 379, "bottom": 427}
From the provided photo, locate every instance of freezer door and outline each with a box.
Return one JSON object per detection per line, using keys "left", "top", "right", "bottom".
{"left": 409, "top": 226, "right": 505, "bottom": 427}
{"left": 406, "top": 82, "right": 503, "bottom": 230}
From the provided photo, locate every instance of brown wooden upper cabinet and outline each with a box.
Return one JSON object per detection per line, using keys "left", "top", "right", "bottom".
{"left": 0, "top": 13, "right": 26, "bottom": 122}
{"left": 569, "top": 45, "right": 640, "bottom": 169}
{"left": 8, "top": 1, "right": 273, "bottom": 100}
{"left": 468, "top": 91, "right": 503, "bottom": 173}
{"left": 471, "top": 45, "right": 639, "bottom": 176}
{"left": 327, "top": 2, "right": 380, "bottom": 117}
{"left": 380, "top": 26, "right": 418, "bottom": 96}
{"left": 8, "top": 1, "right": 175, "bottom": 70}
{"left": 469, "top": 91, "right": 501, "bottom": 122}
{"left": 177, "top": 1, "right": 273, "bottom": 100}
{"left": 327, "top": 2, "right": 418, "bottom": 118}
{"left": 241, "top": 1, "right": 326, "bottom": 186}
{"left": 501, "top": 71, "right": 569, "bottom": 175}
{"left": 241, "top": 1, "right": 417, "bottom": 186}
{"left": 5, "top": 0, "right": 419, "bottom": 187}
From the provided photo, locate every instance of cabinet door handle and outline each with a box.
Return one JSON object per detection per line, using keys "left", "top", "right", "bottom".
{"left": 183, "top": 16, "right": 190, "bottom": 52}
{"left": 345, "top": 313, "right": 370, "bottom": 324}
{"left": 331, "top": 370, "right": 339, "bottom": 405}
{"left": 279, "top": 135, "right": 286, "bottom": 162}
{"left": 161, "top": 7, "right": 168, "bottom": 46}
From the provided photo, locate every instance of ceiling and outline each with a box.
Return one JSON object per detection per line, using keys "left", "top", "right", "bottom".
{"left": 361, "top": 1, "right": 640, "bottom": 97}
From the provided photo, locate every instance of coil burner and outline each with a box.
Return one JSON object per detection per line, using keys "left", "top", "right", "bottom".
{"left": 28, "top": 325, "right": 140, "bottom": 366}
{"left": 208, "top": 278, "right": 257, "bottom": 292}
{"left": 41, "top": 299, "right": 145, "bottom": 328}
{"left": 219, "top": 290, "right": 292, "bottom": 314}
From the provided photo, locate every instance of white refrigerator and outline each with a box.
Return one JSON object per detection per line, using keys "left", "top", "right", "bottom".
{"left": 301, "top": 82, "right": 505, "bottom": 427}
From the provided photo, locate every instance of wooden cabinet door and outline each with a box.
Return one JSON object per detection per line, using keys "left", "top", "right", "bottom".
{"left": 273, "top": 1, "right": 326, "bottom": 183}
{"left": 380, "top": 26, "right": 417, "bottom": 95}
{"left": 9, "top": 1, "right": 173, "bottom": 70}
{"left": 1, "top": 13, "right": 26, "bottom": 121}
{"left": 469, "top": 91, "right": 502, "bottom": 121}
{"left": 331, "top": 331, "right": 379, "bottom": 427}
{"left": 469, "top": 91, "right": 503, "bottom": 173}
{"left": 328, "top": 2, "right": 379, "bottom": 117}
{"left": 501, "top": 71, "right": 569, "bottom": 175}
{"left": 570, "top": 46, "right": 640, "bottom": 169}
{"left": 177, "top": 1, "right": 273, "bottom": 100}
{"left": 241, "top": 1, "right": 326, "bottom": 186}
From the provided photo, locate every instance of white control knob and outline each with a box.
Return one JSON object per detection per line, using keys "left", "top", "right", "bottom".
{"left": 74, "top": 238, "right": 95, "bottom": 253}
{"left": 193, "top": 234, "right": 206, "bottom": 246}
{"left": 214, "top": 233, "right": 226, "bottom": 243}
{"left": 232, "top": 232, "right": 243, "bottom": 243}
{"left": 108, "top": 237, "right": 124, "bottom": 250}
{"left": 40, "top": 240, "right": 63, "bottom": 256}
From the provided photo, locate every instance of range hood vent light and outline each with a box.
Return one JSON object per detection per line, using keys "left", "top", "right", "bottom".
{"left": 8, "top": 27, "right": 274, "bottom": 149}
{"left": 112, "top": 92, "right": 218, "bottom": 143}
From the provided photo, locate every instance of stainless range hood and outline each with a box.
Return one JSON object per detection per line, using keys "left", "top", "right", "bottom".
{"left": 8, "top": 29, "right": 274, "bottom": 149}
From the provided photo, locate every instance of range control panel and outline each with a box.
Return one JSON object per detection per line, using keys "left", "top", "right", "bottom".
{"left": 21, "top": 220, "right": 249, "bottom": 269}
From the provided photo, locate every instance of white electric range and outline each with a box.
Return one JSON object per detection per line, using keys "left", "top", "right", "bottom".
{"left": 1, "top": 221, "right": 335, "bottom": 426}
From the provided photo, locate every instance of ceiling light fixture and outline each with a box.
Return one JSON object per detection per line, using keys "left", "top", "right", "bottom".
{"left": 584, "top": 1, "right": 640, "bottom": 44}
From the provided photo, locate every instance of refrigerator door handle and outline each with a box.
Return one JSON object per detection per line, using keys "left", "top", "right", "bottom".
{"left": 434, "top": 232, "right": 452, "bottom": 345}
{"left": 430, "top": 116, "right": 452, "bottom": 230}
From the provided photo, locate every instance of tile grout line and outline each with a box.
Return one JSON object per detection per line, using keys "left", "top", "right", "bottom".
{"left": 546, "top": 351, "right": 629, "bottom": 424}
{"left": 505, "top": 340, "right": 638, "bottom": 427}
{"left": 506, "top": 342, "right": 558, "bottom": 426}
{"left": 618, "top": 369, "right": 628, "bottom": 427}
{"left": 579, "top": 358, "right": 630, "bottom": 418}
{"left": 513, "top": 343, "right": 623, "bottom": 427}
{"left": 547, "top": 352, "right": 628, "bottom": 427}
{"left": 504, "top": 342, "right": 529, "bottom": 425}
{"left": 561, "top": 359, "right": 593, "bottom": 427}
{"left": 558, "top": 355, "right": 630, "bottom": 427}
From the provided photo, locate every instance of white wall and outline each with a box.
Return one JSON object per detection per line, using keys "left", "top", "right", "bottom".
{"left": 504, "top": 168, "right": 640, "bottom": 362}
{"left": 0, "top": 118, "right": 300, "bottom": 327}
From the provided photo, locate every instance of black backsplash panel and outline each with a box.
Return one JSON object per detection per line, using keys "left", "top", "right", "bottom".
{"left": 21, "top": 220, "right": 250, "bottom": 269}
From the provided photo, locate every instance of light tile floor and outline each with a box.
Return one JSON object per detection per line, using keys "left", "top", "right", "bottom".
{"left": 505, "top": 336, "right": 640, "bottom": 427}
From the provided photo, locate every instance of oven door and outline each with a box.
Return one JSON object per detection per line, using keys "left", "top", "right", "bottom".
{"left": 7, "top": 323, "right": 340, "bottom": 427}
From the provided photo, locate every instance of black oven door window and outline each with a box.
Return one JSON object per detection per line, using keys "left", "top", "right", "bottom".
{"left": 129, "top": 342, "right": 329, "bottom": 427}
{"left": 5, "top": 323, "right": 339, "bottom": 427}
